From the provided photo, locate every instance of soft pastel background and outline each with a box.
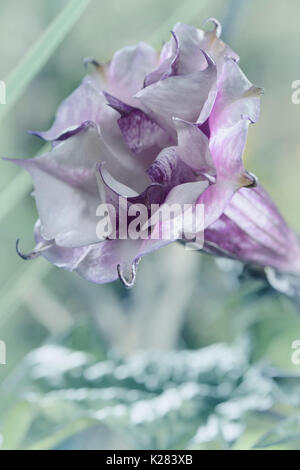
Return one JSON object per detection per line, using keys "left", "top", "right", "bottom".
{"left": 0, "top": 0, "right": 300, "bottom": 450}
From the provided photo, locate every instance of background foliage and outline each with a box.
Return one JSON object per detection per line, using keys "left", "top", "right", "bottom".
{"left": 0, "top": 0, "right": 300, "bottom": 450}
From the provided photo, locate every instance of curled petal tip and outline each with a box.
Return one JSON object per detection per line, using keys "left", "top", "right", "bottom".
{"left": 241, "top": 113, "right": 255, "bottom": 124}
{"left": 27, "top": 130, "right": 45, "bottom": 141}
{"left": 16, "top": 238, "right": 40, "bottom": 260}
{"left": 238, "top": 171, "right": 258, "bottom": 188}
{"left": 199, "top": 49, "right": 216, "bottom": 70}
{"left": 83, "top": 57, "right": 101, "bottom": 69}
{"left": 103, "top": 92, "right": 134, "bottom": 116}
{"left": 243, "top": 85, "right": 264, "bottom": 98}
{"left": 170, "top": 30, "right": 179, "bottom": 47}
{"left": 201, "top": 172, "right": 216, "bottom": 184}
{"left": 117, "top": 262, "right": 137, "bottom": 288}
{"left": 256, "top": 87, "right": 264, "bottom": 96}
{"left": 204, "top": 17, "right": 222, "bottom": 38}
{"left": 16, "top": 238, "right": 53, "bottom": 260}
{"left": 224, "top": 54, "right": 239, "bottom": 63}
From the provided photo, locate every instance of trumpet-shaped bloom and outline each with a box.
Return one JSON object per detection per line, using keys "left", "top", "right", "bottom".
{"left": 10, "top": 19, "right": 300, "bottom": 286}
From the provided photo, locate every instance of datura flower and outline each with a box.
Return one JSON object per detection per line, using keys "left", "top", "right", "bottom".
{"left": 10, "top": 18, "right": 300, "bottom": 287}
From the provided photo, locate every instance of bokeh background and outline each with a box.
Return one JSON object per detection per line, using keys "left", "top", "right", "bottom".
{"left": 0, "top": 0, "right": 300, "bottom": 450}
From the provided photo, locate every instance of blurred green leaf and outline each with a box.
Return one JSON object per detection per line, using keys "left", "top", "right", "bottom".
{"left": 0, "top": 171, "right": 32, "bottom": 223}
{"left": 0, "top": 0, "right": 90, "bottom": 123}
{"left": 0, "top": 142, "right": 49, "bottom": 224}
{"left": 25, "top": 417, "right": 96, "bottom": 451}
{"left": 253, "top": 415, "right": 300, "bottom": 449}
{"left": 1, "top": 401, "right": 34, "bottom": 450}
{"left": 0, "top": 257, "right": 52, "bottom": 326}
{"left": 272, "top": 374, "right": 300, "bottom": 408}
{"left": 2, "top": 338, "right": 299, "bottom": 450}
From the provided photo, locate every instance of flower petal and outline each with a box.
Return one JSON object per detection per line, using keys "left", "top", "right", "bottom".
{"left": 197, "top": 118, "right": 257, "bottom": 228}
{"left": 135, "top": 50, "right": 217, "bottom": 132}
{"left": 118, "top": 108, "right": 169, "bottom": 154}
{"left": 199, "top": 18, "right": 239, "bottom": 67}
{"left": 10, "top": 125, "right": 116, "bottom": 248}
{"left": 173, "top": 118, "right": 215, "bottom": 176}
{"left": 147, "top": 146, "right": 196, "bottom": 188}
{"left": 194, "top": 60, "right": 262, "bottom": 227}
{"left": 144, "top": 32, "right": 179, "bottom": 87}
{"left": 107, "top": 42, "right": 158, "bottom": 104}
{"left": 34, "top": 220, "right": 91, "bottom": 270}
{"left": 34, "top": 219, "right": 174, "bottom": 286}
{"left": 145, "top": 180, "right": 209, "bottom": 238}
{"left": 97, "top": 103, "right": 152, "bottom": 191}
{"left": 197, "top": 180, "right": 235, "bottom": 228}
{"left": 30, "top": 76, "right": 106, "bottom": 142}
{"left": 209, "top": 117, "right": 254, "bottom": 184}
{"left": 209, "top": 58, "right": 262, "bottom": 133}
{"left": 149, "top": 20, "right": 238, "bottom": 81}
{"left": 146, "top": 20, "right": 238, "bottom": 86}
{"left": 76, "top": 237, "right": 169, "bottom": 286}
{"left": 204, "top": 185, "right": 300, "bottom": 275}
{"left": 104, "top": 92, "right": 170, "bottom": 154}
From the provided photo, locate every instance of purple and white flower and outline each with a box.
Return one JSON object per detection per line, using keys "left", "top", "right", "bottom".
{"left": 10, "top": 18, "right": 300, "bottom": 286}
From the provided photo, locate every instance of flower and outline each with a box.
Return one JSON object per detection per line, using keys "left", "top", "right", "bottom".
{"left": 204, "top": 184, "right": 300, "bottom": 275}
{"left": 10, "top": 18, "right": 299, "bottom": 286}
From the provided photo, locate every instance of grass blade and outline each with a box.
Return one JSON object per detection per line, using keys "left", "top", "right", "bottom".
{"left": 0, "top": 0, "right": 90, "bottom": 123}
